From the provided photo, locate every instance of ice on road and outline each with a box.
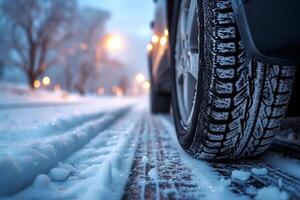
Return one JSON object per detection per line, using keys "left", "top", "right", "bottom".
{"left": 0, "top": 95, "right": 300, "bottom": 199}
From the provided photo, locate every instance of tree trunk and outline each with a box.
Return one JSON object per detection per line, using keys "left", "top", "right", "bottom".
{"left": 0, "top": 63, "right": 3, "bottom": 82}
{"left": 27, "top": 71, "right": 36, "bottom": 89}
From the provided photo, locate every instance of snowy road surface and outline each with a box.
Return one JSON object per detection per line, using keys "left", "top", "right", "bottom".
{"left": 0, "top": 98, "right": 300, "bottom": 200}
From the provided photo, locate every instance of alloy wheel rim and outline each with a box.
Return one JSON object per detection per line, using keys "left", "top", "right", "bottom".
{"left": 175, "top": 0, "right": 200, "bottom": 127}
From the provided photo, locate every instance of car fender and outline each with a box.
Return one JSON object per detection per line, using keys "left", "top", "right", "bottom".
{"left": 231, "top": 0, "right": 300, "bottom": 65}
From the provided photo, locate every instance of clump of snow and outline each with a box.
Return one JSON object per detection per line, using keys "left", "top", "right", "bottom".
{"left": 148, "top": 167, "right": 158, "bottom": 181}
{"left": 33, "top": 174, "right": 51, "bottom": 188}
{"left": 231, "top": 170, "right": 251, "bottom": 181}
{"left": 251, "top": 168, "right": 268, "bottom": 176}
{"left": 142, "top": 156, "right": 149, "bottom": 164}
{"left": 255, "top": 186, "right": 288, "bottom": 200}
{"left": 49, "top": 168, "right": 70, "bottom": 182}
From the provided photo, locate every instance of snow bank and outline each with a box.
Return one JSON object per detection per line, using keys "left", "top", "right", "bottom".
{"left": 0, "top": 83, "right": 80, "bottom": 104}
{"left": 255, "top": 186, "right": 288, "bottom": 200}
{"left": 0, "top": 107, "right": 130, "bottom": 197}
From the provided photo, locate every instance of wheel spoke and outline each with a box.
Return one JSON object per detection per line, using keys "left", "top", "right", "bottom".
{"left": 187, "top": 52, "right": 199, "bottom": 80}
{"left": 183, "top": 73, "right": 190, "bottom": 112}
{"left": 179, "top": 9, "right": 187, "bottom": 40}
{"left": 177, "top": 62, "right": 185, "bottom": 81}
{"left": 186, "top": 0, "right": 198, "bottom": 51}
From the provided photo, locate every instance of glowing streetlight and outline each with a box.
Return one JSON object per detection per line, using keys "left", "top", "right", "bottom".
{"left": 42, "top": 76, "right": 51, "bottom": 86}
{"left": 106, "top": 35, "right": 122, "bottom": 51}
{"left": 147, "top": 43, "right": 153, "bottom": 52}
{"left": 164, "top": 29, "right": 169, "bottom": 36}
{"left": 143, "top": 81, "right": 151, "bottom": 90}
{"left": 160, "top": 36, "right": 167, "bottom": 46}
{"left": 135, "top": 73, "right": 145, "bottom": 83}
{"left": 151, "top": 35, "right": 159, "bottom": 44}
{"left": 33, "top": 80, "right": 41, "bottom": 89}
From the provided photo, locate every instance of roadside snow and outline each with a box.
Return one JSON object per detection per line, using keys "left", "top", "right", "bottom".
{"left": 0, "top": 83, "right": 80, "bottom": 104}
{"left": 251, "top": 168, "right": 268, "bottom": 176}
{"left": 255, "top": 186, "right": 289, "bottom": 200}
{"left": 0, "top": 107, "right": 129, "bottom": 196}
{"left": 231, "top": 170, "right": 251, "bottom": 182}
{"left": 5, "top": 107, "right": 142, "bottom": 200}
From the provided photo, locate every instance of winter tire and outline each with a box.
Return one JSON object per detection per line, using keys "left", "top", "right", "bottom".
{"left": 171, "top": 0, "right": 296, "bottom": 160}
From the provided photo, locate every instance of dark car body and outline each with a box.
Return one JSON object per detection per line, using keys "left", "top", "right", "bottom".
{"left": 148, "top": 0, "right": 300, "bottom": 114}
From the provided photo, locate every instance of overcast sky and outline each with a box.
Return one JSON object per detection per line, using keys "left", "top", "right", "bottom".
{"left": 78, "top": 0, "right": 155, "bottom": 75}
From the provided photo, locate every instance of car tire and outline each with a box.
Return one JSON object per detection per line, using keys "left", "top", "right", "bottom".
{"left": 171, "top": 0, "right": 296, "bottom": 160}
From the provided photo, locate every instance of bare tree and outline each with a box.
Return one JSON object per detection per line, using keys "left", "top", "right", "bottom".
{"left": 69, "top": 7, "right": 110, "bottom": 94}
{"left": 1, "top": 0, "right": 76, "bottom": 88}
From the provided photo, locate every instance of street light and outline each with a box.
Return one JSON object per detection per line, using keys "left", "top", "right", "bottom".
{"left": 143, "top": 81, "right": 150, "bottom": 90}
{"left": 33, "top": 80, "right": 41, "bottom": 89}
{"left": 42, "top": 76, "right": 51, "bottom": 86}
{"left": 160, "top": 36, "right": 167, "bottom": 46}
{"left": 105, "top": 34, "right": 122, "bottom": 51}
{"left": 135, "top": 73, "right": 145, "bottom": 83}
{"left": 147, "top": 43, "right": 153, "bottom": 52}
{"left": 151, "top": 35, "right": 159, "bottom": 44}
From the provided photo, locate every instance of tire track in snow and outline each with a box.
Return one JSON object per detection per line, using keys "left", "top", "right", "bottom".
{"left": 5, "top": 106, "right": 142, "bottom": 200}
{"left": 0, "top": 106, "right": 131, "bottom": 197}
{"left": 123, "top": 114, "right": 239, "bottom": 200}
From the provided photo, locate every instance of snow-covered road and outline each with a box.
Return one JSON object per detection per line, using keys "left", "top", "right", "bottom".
{"left": 1, "top": 98, "right": 300, "bottom": 200}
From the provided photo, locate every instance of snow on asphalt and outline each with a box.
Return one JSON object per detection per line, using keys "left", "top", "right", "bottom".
{"left": 0, "top": 90, "right": 300, "bottom": 199}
